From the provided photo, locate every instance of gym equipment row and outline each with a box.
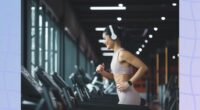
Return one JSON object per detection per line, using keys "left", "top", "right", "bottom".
{"left": 22, "top": 66, "right": 149, "bottom": 110}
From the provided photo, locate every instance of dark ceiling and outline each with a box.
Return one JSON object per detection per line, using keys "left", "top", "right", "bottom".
{"left": 67, "top": 0, "right": 179, "bottom": 64}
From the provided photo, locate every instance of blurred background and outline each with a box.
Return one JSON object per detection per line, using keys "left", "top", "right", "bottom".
{"left": 21, "top": 0, "right": 179, "bottom": 110}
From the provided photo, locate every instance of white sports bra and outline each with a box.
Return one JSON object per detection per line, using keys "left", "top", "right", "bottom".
{"left": 110, "top": 48, "right": 133, "bottom": 74}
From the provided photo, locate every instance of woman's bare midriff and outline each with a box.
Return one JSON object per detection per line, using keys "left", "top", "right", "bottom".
{"left": 113, "top": 73, "right": 133, "bottom": 83}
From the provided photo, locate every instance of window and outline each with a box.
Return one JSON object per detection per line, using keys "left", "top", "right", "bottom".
{"left": 64, "top": 36, "right": 77, "bottom": 84}
{"left": 29, "top": 4, "right": 36, "bottom": 77}
{"left": 27, "top": 0, "right": 59, "bottom": 77}
{"left": 44, "top": 21, "right": 49, "bottom": 73}
{"left": 26, "top": 0, "right": 95, "bottom": 83}
{"left": 79, "top": 51, "right": 86, "bottom": 71}
{"left": 54, "top": 30, "right": 59, "bottom": 73}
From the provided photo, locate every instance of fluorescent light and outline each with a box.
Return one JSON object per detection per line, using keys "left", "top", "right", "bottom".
{"left": 95, "top": 27, "right": 105, "bottom": 31}
{"left": 149, "top": 34, "right": 153, "bottom": 39}
{"left": 172, "top": 3, "right": 177, "bottom": 7}
{"left": 118, "top": 3, "right": 123, "bottom": 7}
{"left": 64, "top": 27, "right": 69, "bottom": 31}
{"left": 172, "top": 55, "right": 176, "bottom": 59}
{"left": 39, "top": 6, "right": 42, "bottom": 10}
{"left": 136, "top": 51, "right": 140, "bottom": 55}
{"left": 161, "top": 16, "right": 166, "bottom": 21}
{"left": 117, "top": 17, "right": 122, "bottom": 21}
{"left": 101, "top": 47, "right": 110, "bottom": 51}
{"left": 90, "top": 6, "right": 126, "bottom": 10}
{"left": 90, "top": 60, "right": 94, "bottom": 64}
{"left": 138, "top": 48, "right": 142, "bottom": 52}
{"left": 144, "top": 39, "right": 148, "bottom": 43}
{"left": 22, "top": 100, "right": 36, "bottom": 105}
{"left": 153, "top": 27, "right": 158, "bottom": 31}
{"left": 103, "top": 52, "right": 114, "bottom": 56}
{"left": 31, "top": 7, "right": 35, "bottom": 10}
{"left": 142, "top": 28, "right": 148, "bottom": 37}
{"left": 98, "top": 39, "right": 105, "bottom": 43}
{"left": 141, "top": 44, "right": 145, "bottom": 48}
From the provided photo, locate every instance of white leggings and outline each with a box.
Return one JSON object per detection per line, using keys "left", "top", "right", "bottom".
{"left": 117, "top": 86, "right": 141, "bottom": 105}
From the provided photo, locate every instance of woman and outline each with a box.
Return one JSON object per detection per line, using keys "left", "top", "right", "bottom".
{"left": 96, "top": 25, "right": 148, "bottom": 105}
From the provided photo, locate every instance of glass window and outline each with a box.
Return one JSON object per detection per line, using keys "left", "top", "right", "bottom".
{"left": 64, "top": 35, "right": 77, "bottom": 84}
{"left": 30, "top": 5, "right": 36, "bottom": 77}
{"left": 79, "top": 52, "right": 86, "bottom": 71}
{"left": 54, "top": 29, "right": 59, "bottom": 73}
{"left": 45, "top": 21, "right": 49, "bottom": 72}
{"left": 31, "top": 7, "right": 35, "bottom": 26}
{"left": 50, "top": 27, "right": 54, "bottom": 74}
{"left": 26, "top": 0, "right": 61, "bottom": 78}
{"left": 38, "top": 14, "right": 43, "bottom": 66}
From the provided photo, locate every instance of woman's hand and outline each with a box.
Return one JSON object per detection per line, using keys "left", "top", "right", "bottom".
{"left": 96, "top": 63, "right": 105, "bottom": 74}
{"left": 116, "top": 81, "right": 130, "bottom": 91}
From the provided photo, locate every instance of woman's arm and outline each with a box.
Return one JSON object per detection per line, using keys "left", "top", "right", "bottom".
{"left": 119, "top": 50, "right": 148, "bottom": 84}
{"left": 96, "top": 63, "right": 114, "bottom": 80}
{"left": 100, "top": 71, "right": 114, "bottom": 80}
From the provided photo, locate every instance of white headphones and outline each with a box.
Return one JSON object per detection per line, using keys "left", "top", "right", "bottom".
{"left": 109, "top": 25, "right": 117, "bottom": 40}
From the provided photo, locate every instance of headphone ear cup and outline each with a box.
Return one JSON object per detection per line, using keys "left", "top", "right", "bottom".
{"left": 109, "top": 25, "right": 117, "bottom": 40}
{"left": 111, "top": 34, "right": 117, "bottom": 40}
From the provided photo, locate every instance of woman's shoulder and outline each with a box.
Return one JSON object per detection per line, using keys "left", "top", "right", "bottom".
{"left": 119, "top": 49, "right": 133, "bottom": 56}
{"left": 118, "top": 49, "right": 136, "bottom": 60}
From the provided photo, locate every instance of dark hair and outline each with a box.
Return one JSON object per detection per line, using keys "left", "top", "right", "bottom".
{"left": 103, "top": 25, "right": 127, "bottom": 47}
{"left": 103, "top": 25, "right": 123, "bottom": 39}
